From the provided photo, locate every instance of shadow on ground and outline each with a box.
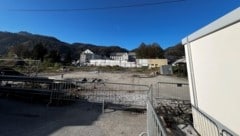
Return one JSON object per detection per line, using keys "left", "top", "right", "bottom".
{"left": 0, "top": 97, "right": 103, "bottom": 136}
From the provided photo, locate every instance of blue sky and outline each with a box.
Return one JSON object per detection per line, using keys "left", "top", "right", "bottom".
{"left": 0, "top": 0, "right": 239, "bottom": 50}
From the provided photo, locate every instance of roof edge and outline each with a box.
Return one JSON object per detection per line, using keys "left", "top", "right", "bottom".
{"left": 182, "top": 7, "right": 240, "bottom": 45}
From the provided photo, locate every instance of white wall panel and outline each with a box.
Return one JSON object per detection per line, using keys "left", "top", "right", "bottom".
{"left": 186, "top": 22, "right": 240, "bottom": 135}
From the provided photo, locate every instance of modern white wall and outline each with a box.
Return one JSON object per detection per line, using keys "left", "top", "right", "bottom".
{"left": 185, "top": 21, "right": 240, "bottom": 135}
{"left": 90, "top": 59, "right": 137, "bottom": 68}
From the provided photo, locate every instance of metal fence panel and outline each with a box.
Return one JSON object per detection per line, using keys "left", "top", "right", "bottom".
{"left": 73, "top": 82, "right": 150, "bottom": 107}
{"left": 147, "top": 100, "right": 167, "bottom": 136}
{"left": 192, "top": 106, "right": 219, "bottom": 136}
{"left": 222, "top": 130, "right": 234, "bottom": 136}
{"left": 156, "top": 82, "right": 190, "bottom": 101}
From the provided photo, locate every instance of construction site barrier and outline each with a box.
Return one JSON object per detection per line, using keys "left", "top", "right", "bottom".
{"left": 156, "top": 81, "right": 190, "bottom": 101}
{"left": 147, "top": 100, "right": 167, "bottom": 136}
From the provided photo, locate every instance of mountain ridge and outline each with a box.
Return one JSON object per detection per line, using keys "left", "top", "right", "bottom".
{"left": 0, "top": 31, "right": 184, "bottom": 63}
{"left": 0, "top": 31, "right": 128, "bottom": 59}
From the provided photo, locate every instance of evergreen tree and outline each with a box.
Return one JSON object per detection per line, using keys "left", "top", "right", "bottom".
{"left": 136, "top": 42, "right": 164, "bottom": 59}
{"left": 32, "top": 43, "right": 47, "bottom": 61}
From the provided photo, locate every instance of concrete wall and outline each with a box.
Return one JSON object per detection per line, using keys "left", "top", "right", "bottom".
{"left": 183, "top": 8, "right": 240, "bottom": 135}
{"left": 90, "top": 59, "right": 137, "bottom": 68}
{"left": 90, "top": 59, "right": 167, "bottom": 68}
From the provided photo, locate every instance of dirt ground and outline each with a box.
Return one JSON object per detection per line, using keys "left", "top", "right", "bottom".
{"left": 0, "top": 98, "right": 146, "bottom": 136}
{"left": 42, "top": 71, "right": 187, "bottom": 86}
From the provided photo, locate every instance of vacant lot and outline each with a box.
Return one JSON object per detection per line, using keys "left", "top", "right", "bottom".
{"left": 45, "top": 71, "right": 187, "bottom": 85}
{"left": 0, "top": 71, "right": 189, "bottom": 136}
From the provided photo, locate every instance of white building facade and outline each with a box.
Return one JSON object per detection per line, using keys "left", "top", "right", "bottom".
{"left": 80, "top": 49, "right": 94, "bottom": 64}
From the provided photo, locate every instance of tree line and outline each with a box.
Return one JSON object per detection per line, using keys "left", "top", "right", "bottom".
{"left": 135, "top": 42, "right": 164, "bottom": 59}
{"left": 9, "top": 43, "right": 72, "bottom": 64}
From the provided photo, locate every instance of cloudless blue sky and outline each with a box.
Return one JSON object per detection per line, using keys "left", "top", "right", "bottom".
{"left": 0, "top": 0, "right": 239, "bottom": 50}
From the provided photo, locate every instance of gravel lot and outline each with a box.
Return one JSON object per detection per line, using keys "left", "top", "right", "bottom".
{"left": 45, "top": 71, "right": 187, "bottom": 86}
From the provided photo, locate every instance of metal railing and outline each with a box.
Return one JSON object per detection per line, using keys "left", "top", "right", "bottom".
{"left": 74, "top": 81, "right": 150, "bottom": 107}
{"left": 147, "top": 100, "right": 167, "bottom": 136}
{"left": 156, "top": 81, "right": 190, "bottom": 101}
{"left": 60, "top": 81, "right": 170, "bottom": 136}
{"left": 192, "top": 106, "right": 236, "bottom": 136}
{"left": 0, "top": 76, "right": 76, "bottom": 102}
{"left": 192, "top": 106, "right": 219, "bottom": 136}
{"left": 146, "top": 81, "right": 193, "bottom": 136}
{"left": 222, "top": 130, "right": 234, "bottom": 136}
{"left": 0, "top": 75, "right": 149, "bottom": 107}
{"left": 14, "top": 78, "right": 234, "bottom": 136}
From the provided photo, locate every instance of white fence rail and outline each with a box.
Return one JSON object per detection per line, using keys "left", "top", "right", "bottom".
{"left": 147, "top": 100, "right": 167, "bottom": 136}
{"left": 192, "top": 106, "right": 235, "bottom": 136}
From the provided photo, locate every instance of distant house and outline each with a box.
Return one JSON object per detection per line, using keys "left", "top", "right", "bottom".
{"left": 110, "top": 52, "right": 136, "bottom": 62}
{"left": 80, "top": 49, "right": 94, "bottom": 64}
{"left": 80, "top": 49, "right": 101, "bottom": 65}
{"left": 110, "top": 52, "right": 129, "bottom": 61}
